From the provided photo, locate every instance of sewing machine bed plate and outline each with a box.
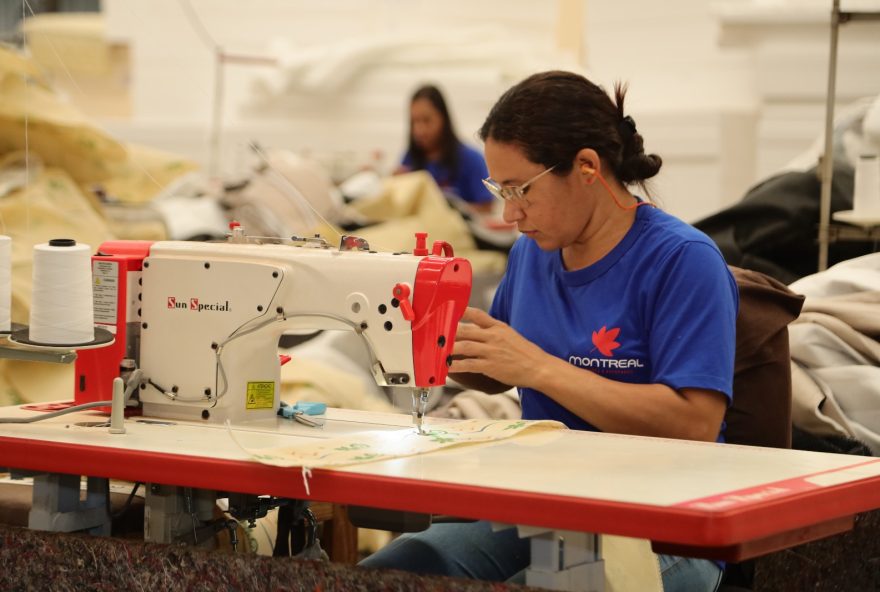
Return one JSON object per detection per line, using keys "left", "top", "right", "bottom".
{"left": 2, "top": 405, "right": 880, "bottom": 560}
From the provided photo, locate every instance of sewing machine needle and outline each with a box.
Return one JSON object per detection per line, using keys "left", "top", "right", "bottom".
{"left": 413, "top": 388, "right": 430, "bottom": 435}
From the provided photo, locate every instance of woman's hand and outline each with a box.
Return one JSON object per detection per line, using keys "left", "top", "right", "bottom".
{"left": 449, "top": 309, "right": 727, "bottom": 441}
{"left": 449, "top": 307, "right": 551, "bottom": 389}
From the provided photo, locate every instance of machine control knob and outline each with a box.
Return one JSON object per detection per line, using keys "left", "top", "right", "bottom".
{"left": 413, "top": 232, "right": 429, "bottom": 256}
{"left": 393, "top": 283, "right": 415, "bottom": 321}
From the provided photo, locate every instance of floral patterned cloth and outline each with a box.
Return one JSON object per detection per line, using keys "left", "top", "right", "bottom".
{"left": 239, "top": 419, "right": 566, "bottom": 469}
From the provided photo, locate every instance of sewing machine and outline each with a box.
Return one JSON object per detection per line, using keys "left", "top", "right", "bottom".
{"left": 74, "top": 228, "right": 472, "bottom": 427}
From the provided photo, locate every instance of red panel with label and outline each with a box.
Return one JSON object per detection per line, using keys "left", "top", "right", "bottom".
{"left": 74, "top": 241, "right": 153, "bottom": 409}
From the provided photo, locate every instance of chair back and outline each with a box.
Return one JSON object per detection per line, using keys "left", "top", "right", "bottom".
{"left": 724, "top": 267, "right": 805, "bottom": 448}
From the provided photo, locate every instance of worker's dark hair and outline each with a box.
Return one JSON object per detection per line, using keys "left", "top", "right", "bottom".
{"left": 407, "top": 84, "right": 460, "bottom": 176}
{"left": 479, "top": 71, "right": 662, "bottom": 190}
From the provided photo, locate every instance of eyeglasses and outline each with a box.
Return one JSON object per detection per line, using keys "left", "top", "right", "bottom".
{"left": 482, "top": 164, "right": 558, "bottom": 205}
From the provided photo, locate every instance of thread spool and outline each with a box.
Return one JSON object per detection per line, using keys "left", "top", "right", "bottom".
{"left": 0, "top": 236, "right": 10, "bottom": 332}
{"left": 853, "top": 153, "right": 880, "bottom": 216}
{"left": 29, "top": 239, "right": 95, "bottom": 345}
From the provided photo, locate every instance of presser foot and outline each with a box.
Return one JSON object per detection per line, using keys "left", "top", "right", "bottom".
{"left": 411, "top": 388, "right": 430, "bottom": 435}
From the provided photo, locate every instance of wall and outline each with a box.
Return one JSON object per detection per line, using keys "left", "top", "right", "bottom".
{"left": 583, "top": 0, "right": 758, "bottom": 218}
{"left": 92, "top": 0, "right": 878, "bottom": 222}
{"left": 717, "top": 0, "right": 880, "bottom": 179}
{"left": 101, "top": 0, "right": 577, "bottom": 179}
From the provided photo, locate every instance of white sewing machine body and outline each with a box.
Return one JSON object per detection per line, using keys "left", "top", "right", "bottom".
{"left": 75, "top": 233, "right": 472, "bottom": 424}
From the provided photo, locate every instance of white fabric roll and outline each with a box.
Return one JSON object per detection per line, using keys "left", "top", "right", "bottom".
{"left": 0, "top": 235, "right": 10, "bottom": 331}
{"left": 853, "top": 153, "right": 880, "bottom": 215}
{"left": 29, "top": 240, "right": 94, "bottom": 345}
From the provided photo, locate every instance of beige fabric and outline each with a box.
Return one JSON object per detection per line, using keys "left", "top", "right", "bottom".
{"left": 228, "top": 168, "right": 505, "bottom": 275}
{"left": 349, "top": 171, "right": 506, "bottom": 275}
{"left": 789, "top": 253, "right": 880, "bottom": 296}
{"left": 434, "top": 388, "right": 521, "bottom": 420}
{"left": 240, "top": 150, "right": 347, "bottom": 231}
{"left": 790, "top": 361, "right": 852, "bottom": 439}
{"left": 791, "top": 312, "right": 880, "bottom": 366}
{"left": 22, "top": 13, "right": 110, "bottom": 77}
{"left": 280, "top": 356, "right": 396, "bottom": 414}
{"left": 789, "top": 252, "right": 880, "bottom": 336}
{"left": 603, "top": 534, "right": 664, "bottom": 592}
{"left": 0, "top": 46, "right": 51, "bottom": 89}
{"left": 0, "top": 45, "right": 195, "bottom": 201}
{"left": 2, "top": 359, "right": 73, "bottom": 408}
{"left": 20, "top": 14, "right": 131, "bottom": 119}
{"left": 0, "top": 74, "right": 126, "bottom": 184}
{"left": 99, "top": 143, "right": 199, "bottom": 205}
{"left": 801, "top": 291, "right": 880, "bottom": 338}
{"left": 351, "top": 171, "right": 474, "bottom": 249}
{"left": 788, "top": 263, "right": 880, "bottom": 453}
{"left": 241, "top": 419, "right": 565, "bottom": 469}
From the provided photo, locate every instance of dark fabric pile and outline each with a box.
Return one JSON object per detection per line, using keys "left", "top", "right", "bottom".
{"left": 694, "top": 164, "right": 875, "bottom": 285}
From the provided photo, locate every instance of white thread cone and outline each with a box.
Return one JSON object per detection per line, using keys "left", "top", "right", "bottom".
{"left": 29, "top": 240, "right": 94, "bottom": 345}
{"left": 853, "top": 153, "right": 880, "bottom": 216}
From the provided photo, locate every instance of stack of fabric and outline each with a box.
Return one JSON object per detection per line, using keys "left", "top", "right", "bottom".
{"left": 788, "top": 253, "right": 880, "bottom": 454}
{"left": 0, "top": 46, "right": 196, "bottom": 405}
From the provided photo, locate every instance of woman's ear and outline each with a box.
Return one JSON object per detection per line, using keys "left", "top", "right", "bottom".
{"left": 576, "top": 148, "right": 601, "bottom": 185}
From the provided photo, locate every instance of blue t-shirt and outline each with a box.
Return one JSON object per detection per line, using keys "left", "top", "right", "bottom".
{"left": 402, "top": 143, "right": 493, "bottom": 204}
{"left": 489, "top": 205, "right": 738, "bottom": 439}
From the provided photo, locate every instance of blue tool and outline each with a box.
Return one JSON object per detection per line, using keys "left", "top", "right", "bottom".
{"left": 278, "top": 401, "right": 327, "bottom": 427}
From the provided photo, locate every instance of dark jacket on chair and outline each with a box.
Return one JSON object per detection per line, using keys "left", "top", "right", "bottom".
{"left": 724, "top": 267, "right": 805, "bottom": 449}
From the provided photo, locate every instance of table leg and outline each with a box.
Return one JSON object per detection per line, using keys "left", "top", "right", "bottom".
{"left": 518, "top": 526, "right": 605, "bottom": 592}
{"left": 28, "top": 473, "right": 111, "bottom": 535}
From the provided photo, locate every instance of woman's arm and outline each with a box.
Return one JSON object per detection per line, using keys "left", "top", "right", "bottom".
{"left": 449, "top": 308, "right": 727, "bottom": 442}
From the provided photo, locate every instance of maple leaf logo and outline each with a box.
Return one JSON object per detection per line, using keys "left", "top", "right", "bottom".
{"left": 591, "top": 326, "right": 621, "bottom": 357}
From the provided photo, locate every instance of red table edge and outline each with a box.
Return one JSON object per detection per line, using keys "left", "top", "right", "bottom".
{"left": 3, "top": 434, "right": 879, "bottom": 558}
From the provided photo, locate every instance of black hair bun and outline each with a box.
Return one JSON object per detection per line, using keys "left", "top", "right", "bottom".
{"left": 618, "top": 132, "right": 662, "bottom": 183}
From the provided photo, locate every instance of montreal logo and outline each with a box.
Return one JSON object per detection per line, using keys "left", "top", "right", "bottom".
{"left": 568, "top": 326, "right": 644, "bottom": 369}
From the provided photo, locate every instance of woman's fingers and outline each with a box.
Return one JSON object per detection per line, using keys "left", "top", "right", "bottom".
{"left": 455, "top": 323, "right": 491, "bottom": 343}
{"left": 462, "top": 307, "right": 499, "bottom": 329}
{"left": 447, "top": 356, "right": 484, "bottom": 374}
{"left": 451, "top": 340, "right": 489, "bottom": 359}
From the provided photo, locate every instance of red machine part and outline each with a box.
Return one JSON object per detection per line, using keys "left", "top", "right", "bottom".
{"left": 410, "top": 250, "right": 472, "bottom": 388}
{"left": 392, "top": 283, "right": 415, "bottom": 321}
{"left": 74, "top": 241, "right": 153, "bottom": 410}
{"left": 413, "top": 232, "right": 429, "bottom": 257}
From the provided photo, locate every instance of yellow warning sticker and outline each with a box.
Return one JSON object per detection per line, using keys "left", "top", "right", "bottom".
{"left": 246, "top": 382, "right": 275, "bottom": 410}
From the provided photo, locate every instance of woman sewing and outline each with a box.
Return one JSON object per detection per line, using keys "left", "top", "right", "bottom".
{"left": 362, "top": 71, "right": 737, "bottom": 592}
{"left": 397, "top": 84, "right": 494, "bottom": 212}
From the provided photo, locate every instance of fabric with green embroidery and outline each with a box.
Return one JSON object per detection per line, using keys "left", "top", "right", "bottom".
{"left": 240, "top": 419, "right": 566, "bottom": 469}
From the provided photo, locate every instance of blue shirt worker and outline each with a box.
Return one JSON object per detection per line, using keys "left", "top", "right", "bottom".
{"left": 362, "top": 71, "right": 738, "bottom": 592}
{"left": 397, "top": 84, "right": 494, "bottom": 211}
